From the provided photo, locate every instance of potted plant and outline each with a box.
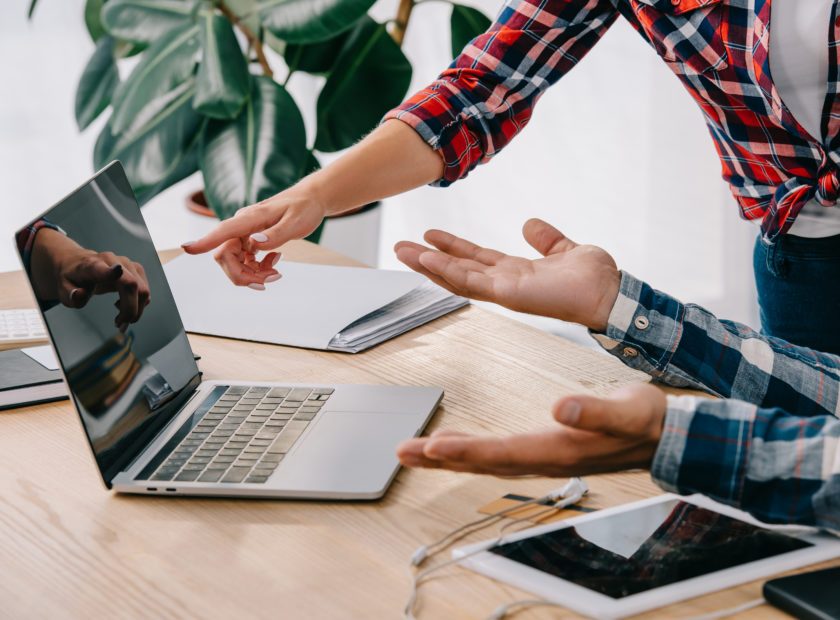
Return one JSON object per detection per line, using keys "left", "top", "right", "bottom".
{"left": 27, "top": 0, "right": 491, "bottom": 241}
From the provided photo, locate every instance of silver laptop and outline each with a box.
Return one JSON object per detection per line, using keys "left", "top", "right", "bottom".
{"left": 16, "top": 162, "right": 441, "bottom": 499}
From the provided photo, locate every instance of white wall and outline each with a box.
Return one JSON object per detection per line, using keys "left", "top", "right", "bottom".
{"left": 0, "top": 0, "right": 759, "bottom": 334}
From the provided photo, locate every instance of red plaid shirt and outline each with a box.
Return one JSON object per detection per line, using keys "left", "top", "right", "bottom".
{"left": 386, "top": 0, "right": 840, "bottom": 241}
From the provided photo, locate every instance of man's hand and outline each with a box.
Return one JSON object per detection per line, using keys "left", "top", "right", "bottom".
{"left": 31, "top": 228, "right": 151, "bottom": 329}
{"left": 394, "top": 219, "right": 621, "bottom": 332}
{"left": 397, "top": 384, "right": 666, "bottom": 477}
{"left": 181, "top": 193, "right": 326, "bottom": 288}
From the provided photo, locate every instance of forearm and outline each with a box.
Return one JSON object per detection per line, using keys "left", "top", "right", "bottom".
{"left": 292, "top": 120, "right": 443, "bottom": 217}
{"left": 29, "top": 228, "right": 88, "bottom": 302}
{"left": 653, "top": 395, "right": 840, "bottom": 531}
{"left": 591, "top": 272, "right": 840, "bottom": 417}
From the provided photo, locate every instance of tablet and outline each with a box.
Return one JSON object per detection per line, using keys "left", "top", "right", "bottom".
{"left": 453, "top": 494, "right": 840, "bottom": 619}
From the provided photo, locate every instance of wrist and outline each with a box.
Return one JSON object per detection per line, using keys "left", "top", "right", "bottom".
{"left": 589, "top": 267, "right": 622, "bottom": 332}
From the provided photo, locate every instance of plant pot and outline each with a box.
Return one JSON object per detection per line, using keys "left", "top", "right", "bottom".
{"left": 186, "top": 189, "right": 215, "bottom": 218}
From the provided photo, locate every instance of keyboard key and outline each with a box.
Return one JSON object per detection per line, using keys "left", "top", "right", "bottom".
{"left": 312, "top": 388, "right": 334, "bottom": 395}
{"left": 175, "top": 470, "right": 201, "bottom": 481}
{"left": 266, "top": 421, "right": 308, "bottom": 454}
{"left": 222, "top": 467, "right": 251, "bottom": 483}
{"left": 226, "top": 387, "right": 248, "bottom": 395}
{"left": 151, "top": 471, "right": 176, "bottom": 481}
{"left": 198, "top": 470, "right": 225, "bottom": 483}
{"left": 267, "top": 388, "right": 290, "bottom": 398}
{"left": 248, "top": 387, "right": 269, "bottom": 394}
{"left": 245, "top": 476, "right": 269, "bottom": 483}
{"left": 260, "top": 453, "right": 284, "bottom": 464}
{"left": 213, "top": 455, "right": 235, "bottom": 463}
{"left": 287, "top": 388, "right": 312, "bottom": 401}
{"left": 295, "top": 411, "right": 317, "bottom": 421}
{"left": 300, "top": 406, "right": 320, "bottom": 413}
{"left": 262, "top": 398, "right": 284, "bottom": 404}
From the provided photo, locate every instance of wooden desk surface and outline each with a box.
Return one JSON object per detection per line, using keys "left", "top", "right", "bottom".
{"left": 0, "top": 241, "right": 823, "bottom": 618}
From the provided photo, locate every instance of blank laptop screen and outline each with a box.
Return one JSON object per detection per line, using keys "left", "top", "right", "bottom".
{"left": 18, "top": 163, "right": 200, "bottom": 485}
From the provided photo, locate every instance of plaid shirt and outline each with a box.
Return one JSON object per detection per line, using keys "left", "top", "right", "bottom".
{"left": 386, "top": 0, "right": 840, "bottom": 241}
{"left": 591, "top": 272, "right": 840, "bottom": 531}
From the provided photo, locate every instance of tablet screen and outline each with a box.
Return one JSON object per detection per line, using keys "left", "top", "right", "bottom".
{"left": 489, "top": 499, "right": 812, "bottom": 599}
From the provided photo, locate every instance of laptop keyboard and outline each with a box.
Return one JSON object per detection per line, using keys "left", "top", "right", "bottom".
{"left": 149, "top": 386, "right": 333, "bottom": 484}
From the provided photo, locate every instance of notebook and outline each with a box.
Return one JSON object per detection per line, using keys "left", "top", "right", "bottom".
{"left": 0, "top": 347, "right": 67, "bottom": 410}
{"left": 164, "top": 254, "right": 468, "bottom": 353}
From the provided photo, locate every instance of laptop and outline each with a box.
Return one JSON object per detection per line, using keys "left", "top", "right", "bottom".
{"left": 16, "top": 162, "right": 442, "bottom": 499}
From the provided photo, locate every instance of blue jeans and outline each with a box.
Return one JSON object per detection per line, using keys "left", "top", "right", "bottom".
{"left": 754, "top": 233, "right": 840, "bottom": 355}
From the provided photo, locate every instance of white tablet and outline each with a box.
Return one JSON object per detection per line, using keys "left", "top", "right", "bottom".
{"left": 453, "top": 494, "right": 840, "bottom": 619}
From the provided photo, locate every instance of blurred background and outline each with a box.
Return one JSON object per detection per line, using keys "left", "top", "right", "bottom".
{"left": 0, "top": 0, "right": 759, "bottom": 345}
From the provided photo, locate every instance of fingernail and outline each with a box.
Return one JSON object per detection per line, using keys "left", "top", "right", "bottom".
{"left": 181, "top": 241, "right": 196, "bottom": 248}
{"left": 250, "top": 232, "right": 268, "bottom": 243}
{"left": 557, "top": 401, "right": 581, "bottom": 425}
{"left": 110, "top": 264, "right": 123, "bottom": 277}
{"left": 271, "top": 253, "right": 282, "bottom": 266}
{"left": 248, "top": 283, "right": 266, "bottom": 291}
{"left": 264, "top": 274, "right": 282, "bottom": 283}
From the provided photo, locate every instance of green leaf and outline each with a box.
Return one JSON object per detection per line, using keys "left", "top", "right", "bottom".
{"left": 27, "top": 0, "right": 38, "bottom": 19}
{"left": 102, "top": 0, "right": 195, "bottom": 44}
{"left": 257, "top": 0, "right": 375, "bottom": 44}
{"left": 284, "top": 30, "right": 349, "bottom": 75}
{"left": 450, "top": 4, "right": 491, "bottom": 58}
{"left": 75, "top": 36, "right": 120, "bottom": 131}
{"left": 110, "top": 23, "right": 200, "bottom": 137}
{"left": 94, "top": 86, "right": 204, "bottom": 203}
{"left": 85, "top": 0, "right": 107, "bottom": 41}
{"left": 314, "top": 17, "right": 411, "bottom": 152}
{"left": 200, "top": 76, "right": 308, "bottom": 219}
{"left": 194, "top": 9, "right": 249, "bottom": 119}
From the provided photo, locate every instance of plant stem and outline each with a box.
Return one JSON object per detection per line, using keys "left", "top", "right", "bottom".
{"left": 391, "top": 0, "right": 415, "bottom": 47}
{"left": 217, "top": 0, "right": 273, "bottom": 78}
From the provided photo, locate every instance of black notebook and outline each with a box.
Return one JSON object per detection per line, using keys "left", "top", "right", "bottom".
{"left": 764, "top": 566, "right": 840, "bottom": 620}
{"left": 0, "top": 348, "right": 67, "bottom": 410}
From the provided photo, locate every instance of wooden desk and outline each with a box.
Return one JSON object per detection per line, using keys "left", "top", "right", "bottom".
{"left": 0, "top": 241, "right": 823, "bottom": 618}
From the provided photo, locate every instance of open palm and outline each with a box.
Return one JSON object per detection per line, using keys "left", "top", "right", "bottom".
{"left": 394, "top": 219, "right": 621, "bottom": 332}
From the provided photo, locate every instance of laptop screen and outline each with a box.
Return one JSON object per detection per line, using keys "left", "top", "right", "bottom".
{"left": 17, "top": 162, "right": 200, "bottom": 486}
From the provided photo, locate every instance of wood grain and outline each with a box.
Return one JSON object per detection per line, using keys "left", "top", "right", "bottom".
{"left": 0, "top": 240, "right": 831, "bottom": 619}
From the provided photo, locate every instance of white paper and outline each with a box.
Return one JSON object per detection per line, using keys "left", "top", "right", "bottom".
{"left": 164, "top": 254, "right": 427, "bottom": 350}
{"left": 21, "top": 345, "right": 59, "bottom": 371}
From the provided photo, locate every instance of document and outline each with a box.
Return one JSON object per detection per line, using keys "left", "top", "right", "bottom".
{"left": 163, "top": 255, "right": 468, "bottom": 352}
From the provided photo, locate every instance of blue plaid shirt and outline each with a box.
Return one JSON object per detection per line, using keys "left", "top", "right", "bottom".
{"left": 592, "top": 273, "right": 840, "bottom": 532}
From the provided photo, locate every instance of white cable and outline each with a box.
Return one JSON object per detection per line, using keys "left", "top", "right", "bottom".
{"left": 684, "top": 598, "right": 765, "bottom": 620}
{"left": 404, "top": 479, "right": 588, "bottom": 619}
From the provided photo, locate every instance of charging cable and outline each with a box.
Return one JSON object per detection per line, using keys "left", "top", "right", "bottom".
{"left": 404, "top": 478, "right": 588, "bottom": 619}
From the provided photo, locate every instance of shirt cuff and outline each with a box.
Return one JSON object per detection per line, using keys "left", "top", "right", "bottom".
{"left": 16, "top": 219, "right": 65, "bottom": 272}
{"left": 589, "top": 271, "right": 686, "bottom": 379}
{"left": 650, "top": 394, "right": 699, "bottom": 493}
{"left": 383, "top": 82, "right": 477, "bottom": 188}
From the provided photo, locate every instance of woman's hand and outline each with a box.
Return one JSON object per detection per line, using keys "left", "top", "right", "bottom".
{"left": 30, "top": 228, "right": 151, "bottom": 329}
{"left": 394, "top": 218, "right": 621, "bottom": 332}
{"left": 181, "top": 192, "right": 326, "bottom": 288}
{"left": 397, "top": 384, "right": 666, "bottom": 477}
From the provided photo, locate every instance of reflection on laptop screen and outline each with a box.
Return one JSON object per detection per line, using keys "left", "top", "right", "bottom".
{"left": 17, "top": 163, "right": 200, "bottom": 485}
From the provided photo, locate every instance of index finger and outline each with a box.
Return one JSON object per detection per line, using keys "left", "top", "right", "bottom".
{"left": 181, "top": 209, "right": 266, "bottom": 255}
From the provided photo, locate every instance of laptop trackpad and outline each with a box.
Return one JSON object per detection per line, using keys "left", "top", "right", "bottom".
{"left": 269, "top": 411, "right": 424, "bottom": 496}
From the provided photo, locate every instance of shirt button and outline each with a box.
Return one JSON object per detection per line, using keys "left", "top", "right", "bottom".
{"left": 623, "top": 347, "right": 638, "bottom": 358}
{"left": 634, "top": 316, "right": 650, "bottom": 330}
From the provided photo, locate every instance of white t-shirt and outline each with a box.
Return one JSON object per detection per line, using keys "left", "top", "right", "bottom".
{"left": 769, "top": 0, "right": 840, "bottom": 238}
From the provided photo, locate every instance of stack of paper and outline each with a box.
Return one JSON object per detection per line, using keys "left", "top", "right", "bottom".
{"left": 329, "top": 280, "right": 468, "bottom": 352}
{"left": 164, "top": 255, "right": 468, "bottom": 353}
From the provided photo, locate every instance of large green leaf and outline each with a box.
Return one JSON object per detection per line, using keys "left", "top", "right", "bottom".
{"left": 314, "top": 17, "right": 411, "bottom": 152}
{"left": 450, "top": 4, "right": 491, "bottom": 58}
{"left": 85, "top": 0, "right": 107, "bottom": 41}
{"left": 94, "top": 86, "right": 204, "bottom": 203}
{"left": 257, "top": 0, "right": 375, "bottom": 44}
{"left": 110, "top": 23, "right": 200, "bottom": 137}
{"left": 200, "top": 76, "right": 308, "bottom": 218}
{"left": 102, "top": 0, "right": 196, "bottom": 44}
{"left": 284, "top": 30, "right": 349, "bottom": 75}
{"left": 75, "top": 36, "right": 120, "bottom": 131}
{"left": 194, "top": 9, "right": 249, "bottom": 119}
